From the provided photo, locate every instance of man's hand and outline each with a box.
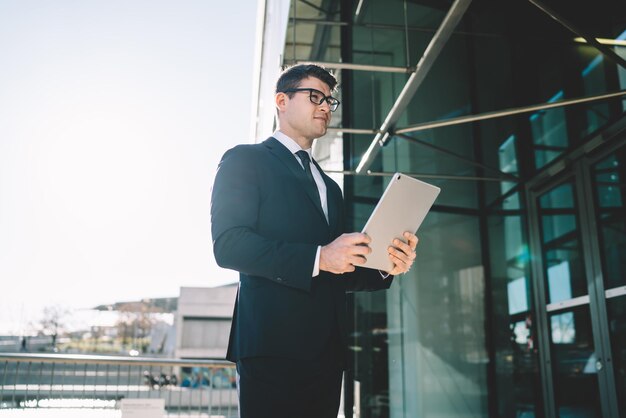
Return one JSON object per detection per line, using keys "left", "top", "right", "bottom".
{"left": 320, "top": 233, "right": 372, "bottom": 274}
{"left": 386, "top": 232, "right": 418, "bottom": 275}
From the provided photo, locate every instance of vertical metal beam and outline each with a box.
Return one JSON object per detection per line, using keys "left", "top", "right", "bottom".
{"left": 527, "top": 0, "right": 626, "bottom": 70}
{"left": 578, "top": 155, "right": 621, "bottom": 418}
{"left": 526, "top": 183, "right": 558, "bottom": 418}
{"left": 355, "top": 0, "right": 473, "bottom": 173}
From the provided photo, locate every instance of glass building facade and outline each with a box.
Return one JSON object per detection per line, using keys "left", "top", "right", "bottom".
{"left": 253, "top": 0, "right": 626, "bottom": 416}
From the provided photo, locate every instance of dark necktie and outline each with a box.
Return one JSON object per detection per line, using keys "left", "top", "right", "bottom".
{"left": 296, "top": 150, "right": 322, "bottom": 210}
{"left": 296, "top": 150, "right": 315, "bottom": 184}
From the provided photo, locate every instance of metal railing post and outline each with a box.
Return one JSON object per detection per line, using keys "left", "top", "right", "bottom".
{"left": 48, "top": 362, "right": 54, "bottom": 409}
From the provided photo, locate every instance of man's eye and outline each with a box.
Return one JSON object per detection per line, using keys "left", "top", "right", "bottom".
{"left": 310, "top": 93, "right": 321, "bottom": 100}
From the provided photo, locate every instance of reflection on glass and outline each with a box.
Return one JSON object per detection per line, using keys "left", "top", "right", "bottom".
{"left": 551, "top": 312, "right": 575, "bottom": 344}
{"left": 539, "top": 182, "right": 587, "bottom": 303}
{"left": 508, "top": 277, "right": 528, "bottom": 315}
{"left": 549, "top": 306, "right": 602, "bottom": 418}
{"left": 531, "top": 91, "right": 569, "bottom": 169}
{"left": 580, "top": 51, "right": 610, "bottom": 137}
{"left": 499, "top": 134, "right": 518, "bottom": 196}
{"left": 547, "top": 261, "right": 573, "bottom": 303}
{"left": 385, "top": 213, "right": 488, "bottom": 418}
{"left": 591, "top": 149, "right": 626, "bottom": 289}
{"left": 512, "top": 320, "right": 530, "bottom": 345}
{"left": 488, "top": 198, "right": 540, "bottom": 417}
{"left": 352, "top": 199, "right": 393, "bottom": 418}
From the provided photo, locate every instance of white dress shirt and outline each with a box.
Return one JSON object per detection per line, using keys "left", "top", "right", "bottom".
{"left": 273, "top": 130, "right": 326, "bottom": 277}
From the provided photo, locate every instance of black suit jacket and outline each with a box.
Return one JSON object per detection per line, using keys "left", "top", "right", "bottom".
{"left": 211, "top": 137, "right": 393, "bottom": 363}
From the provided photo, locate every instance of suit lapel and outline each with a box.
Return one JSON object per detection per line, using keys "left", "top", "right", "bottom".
{"left": 264, "top": 137, "right": 328, "bottom": 225}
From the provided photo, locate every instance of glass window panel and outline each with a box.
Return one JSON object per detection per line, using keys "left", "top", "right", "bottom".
{"left": 499, "top": 134, "right": 519, "bottom": 197}
{"left": 487, "top": 198, "right": 540, "bottom": 417}
{"left": 351, "top": 174, "right": 386, "bottom": 200}
{"left": 591, "top": 147, "right": 626, "bottom": 290}
{"left": 531, "top": 96, "right": 568, "bottom": 169}
{"left": 580, "top": 52, "right": 610, "bottom": 137}
{"left": 508, "top": 277, "right": 529, "bottom": 315}
{"left": 548, "top": 306, "right": 602, "bottom": 418}
{"left": 383, "top": 213, "right": 488, "bottom": 418}
{"left": 404, "top": 36, "right": 472, "bottom": 126}
{"left": 551, "top": 311, "right": 576, "bottom": 344}
{"left": 546, "top": 261, "right": 574, "bottom": 303}
{"left": 353, "top": 26, "right": 409, "bottom": 68}
{"left": 353, "top": 289, "right": 391, "bottom": 418}
{"left": 352, "top": 201, "right": 376, "bottom": 230}
{"left": 405, "top": 1, "right": 445, "bottom": 30}
{"left": 376, "top": 124, "right": 480, "bottom": 210}
{"left": 538, "top": 182, "right": 588, "bottom": 303}
{"left": 357, "top": 0, "right": 407, "bottom": 26}
{"left": 350, "top": 70, "right": 406, "bottom": 129}
{"left": 284, "top": 1, "right": 342, "bottom": 63}
{"left": 478, "top": 117, "right": 521, "bottom": 206}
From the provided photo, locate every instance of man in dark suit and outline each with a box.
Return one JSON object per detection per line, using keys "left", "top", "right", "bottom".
{"left": 211, "top": 64, "right": 417, "bottom": 418}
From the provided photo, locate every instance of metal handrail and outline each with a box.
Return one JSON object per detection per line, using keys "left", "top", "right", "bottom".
{"left": 0, "top": 353, "right": 234, "bottom": 369}
{"left": 0, "top": 352, "right": 238, "bottom": 415}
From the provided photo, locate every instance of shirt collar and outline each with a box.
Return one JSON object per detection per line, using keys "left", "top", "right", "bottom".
{"left": 273, "top": 130, "right": 313, "bottom": 158}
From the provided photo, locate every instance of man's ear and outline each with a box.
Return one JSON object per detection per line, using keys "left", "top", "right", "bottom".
{"left": 275, "top": 92, "right": 288, "bottom": 113}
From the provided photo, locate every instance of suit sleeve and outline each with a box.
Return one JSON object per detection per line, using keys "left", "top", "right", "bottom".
{"left": 340, "top": 267, "right": 394, "bottom": 292}
{"left": 211, "top": 146, "right": 318, "bottom": 292}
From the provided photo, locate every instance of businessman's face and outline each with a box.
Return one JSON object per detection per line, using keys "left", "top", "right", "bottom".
{"left": 279, "top": 77, "right": 332, "bottom": 143}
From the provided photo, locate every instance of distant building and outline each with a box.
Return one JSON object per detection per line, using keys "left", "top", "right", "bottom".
{"left": 174, "top": 284, "right": 237, "bottom": 359}
{"left": 147, "top": 320, "right": 176, "bottom": 356}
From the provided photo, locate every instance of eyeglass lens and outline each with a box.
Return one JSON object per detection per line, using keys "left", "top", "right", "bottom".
{"left": 308, "top": 90, "right": 338, "bottom": 111}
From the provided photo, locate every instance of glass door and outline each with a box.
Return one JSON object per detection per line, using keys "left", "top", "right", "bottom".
{"left": 528, "top": 139, "right": 625, "bottom": 418}
{"left": 533, "top": 178, "right": 603, "bottom": 418}
{"left": 586, "top": 144, "right": 626, "bottom": 418}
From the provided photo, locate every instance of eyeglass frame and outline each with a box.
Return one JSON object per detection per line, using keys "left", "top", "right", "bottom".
{"left": 279, "top": 88, "right": 341, "bottom": 112}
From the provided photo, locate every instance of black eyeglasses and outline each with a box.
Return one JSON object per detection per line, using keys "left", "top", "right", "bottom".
{"left": 280, "top": 88, "right": 341, "bottom": 112}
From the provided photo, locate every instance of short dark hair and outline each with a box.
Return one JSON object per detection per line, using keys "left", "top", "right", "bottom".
{"left": 275, "top": 64, "right": 338, "bottom": 96}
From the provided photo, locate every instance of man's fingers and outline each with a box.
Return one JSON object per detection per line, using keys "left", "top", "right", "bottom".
{"left": 345, "top": 232, "right": 370, "bottom": 244}
{"left": 388, "top": 247, "right": 407, "bottom": 262}
{"left": 387, "top": 235, "right": 418, "bottom": 275}
{"left": 392, "top": 239, "right": 412, "bottom": 257}
{"left": 350, "top": 244, "right": 371, "bottom": 256}
{"left": 404, "top": 232, "right": 418, "bottom": 250}
{"left": 391, "top": 240, "right": 416, "bottom": 262}
{"left": 388, "top": 251, "right": 405, "bottom": 265}
{"left": 389, "top": 246, "right": 415, "bottom": 266}
{"left": 389, "top": 252, "right": 411, "bottom": 273}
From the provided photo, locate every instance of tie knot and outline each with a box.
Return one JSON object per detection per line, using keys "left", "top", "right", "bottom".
{"left": 296, "top": 150, "right": 311, "bottom": 166}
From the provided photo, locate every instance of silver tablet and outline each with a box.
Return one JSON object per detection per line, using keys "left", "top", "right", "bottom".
{"left": 360, "top": 173, "right": 440, "bottom": 272}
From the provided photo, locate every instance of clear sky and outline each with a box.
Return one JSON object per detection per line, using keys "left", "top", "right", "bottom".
{"left": 0, "top": 0, "right": 258, "bottom": 334}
